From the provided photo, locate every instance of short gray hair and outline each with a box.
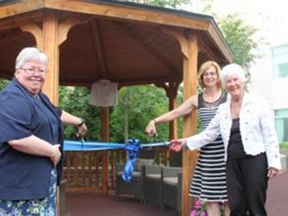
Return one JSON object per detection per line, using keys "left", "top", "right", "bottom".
{"left": 15, "top": 47, "right": 48, "bottom": 70}
{"left": 220, "top": 63, "right": 246, "bottom": 86}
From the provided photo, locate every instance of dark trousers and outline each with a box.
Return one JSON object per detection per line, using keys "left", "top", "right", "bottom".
{"left": 226, "top": 153, "right": 268, "bottom": 216}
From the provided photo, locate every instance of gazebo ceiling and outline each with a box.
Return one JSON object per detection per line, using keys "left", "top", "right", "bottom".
{"left": 0, "top": 0, "right": 233, "bottom": 87}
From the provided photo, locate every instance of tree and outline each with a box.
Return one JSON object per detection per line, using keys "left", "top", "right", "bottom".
{"left": 120, "top": 0, "right": 189, "bottom": 8}
{"left": 0, "top": 78, "right": 9, "bottom": 91}
{"left": 59, "top": 86, "right": 102, "bottom": 140}
{"left": 218, "top": 14, "right": 259, "bottom": 81}
{"left": 110, "top": 85, "right": 171, "bottom": 144}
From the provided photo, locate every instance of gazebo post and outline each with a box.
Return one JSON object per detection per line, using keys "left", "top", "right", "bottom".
{"left": 42, "top": 11, "right": 61, "bottom": 215}
{"left": 181, "top": 30, "right": 198, "bottom": 216}
{"left": 42, "top": 11, "right": 60, "bottom": 104}
{"left": 19, "top": 10, "right": 62, "bottom": 215}
{"left": 168, "top": 81, "right": 179, "bottom": 140}
{"left": 162, "top": 28, "right": 199, "bottom": 216}
{"left": 156, "top": 81, "right": 180, "bottom": 165}
{"left": 19, "top": 11, "right": 93, "bottom": 215}
{"left": 101, "top": 107, "right": 109, "bottom": 195}
{"left": 168, "top": 82, "right": 180, "bottom": 166}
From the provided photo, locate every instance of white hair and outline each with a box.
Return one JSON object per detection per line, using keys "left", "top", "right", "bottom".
{"left": 15, "top": 47, "right": 48, "bottom": 70}
{"left": 220, "top": 63, "right": 246, "bottom": 86}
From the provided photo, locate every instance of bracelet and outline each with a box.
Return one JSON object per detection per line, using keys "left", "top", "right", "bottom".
{"left": 78, "top": 118, "right": 85, "bottom": 127}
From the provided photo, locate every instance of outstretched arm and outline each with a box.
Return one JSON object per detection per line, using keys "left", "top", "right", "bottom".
{"left": 145, "top": 95, "right": 198, "bottom": 137}
{"left": 170, "top": 110, "right": 221, "bottom": 152}
{"left": 60, "top": 111, "right": 87, "bottom": 137}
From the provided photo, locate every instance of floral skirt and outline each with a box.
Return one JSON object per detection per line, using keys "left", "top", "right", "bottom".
{"left": 0, "top": 169, "right": 57, "bottom": 216}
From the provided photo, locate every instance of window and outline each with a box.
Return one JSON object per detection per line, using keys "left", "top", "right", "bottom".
{"left": 278, "top": 63, "right": 288, "bottom": 78}
{"left": 275, "top": 109, "right": 288, "bottom": 143}
{"left": 272, "top": 44, "right": 288, "bottom": 79}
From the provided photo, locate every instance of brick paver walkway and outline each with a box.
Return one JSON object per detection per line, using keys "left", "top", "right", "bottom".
{"left": 266, "top": 170, "right": 288, "bottom": 215}
{"left": 65, "top": 171, "right": 288, "bottom": 216}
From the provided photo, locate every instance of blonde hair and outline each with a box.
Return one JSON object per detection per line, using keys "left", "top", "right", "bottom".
{"left": 197, "top": 61, "right": 221, "bottom": 90}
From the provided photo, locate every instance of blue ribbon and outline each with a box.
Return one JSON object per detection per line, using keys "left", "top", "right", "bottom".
{"left": 122, "top": 139, "right": 141, "bottom": 182}
{"left": 63, "top": 140, "right": 126, "bottom": 151}
{"left": 63, "top": 139, "right": 169, "bottom": 182}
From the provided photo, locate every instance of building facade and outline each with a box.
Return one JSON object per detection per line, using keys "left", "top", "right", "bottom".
{"left": 250, "top": 44, "right": 288, "bottom": 143}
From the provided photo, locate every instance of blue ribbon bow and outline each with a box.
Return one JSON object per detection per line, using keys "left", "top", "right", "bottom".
{"left": 63, "top": 139, "right": 170, "bottom": 182}
{"left": 122, "top": 139, "right": 141, "bottom": 182}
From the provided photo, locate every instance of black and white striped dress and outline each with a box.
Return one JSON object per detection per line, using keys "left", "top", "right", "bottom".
{"left": 189, "top": 92, "right": 228, "bottom": 202}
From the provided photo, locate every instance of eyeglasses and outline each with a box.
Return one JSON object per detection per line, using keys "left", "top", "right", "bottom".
{"left": 203, "top": 71, "right": 217, "bottom": 77}
{"left": 21, "top": 67, "right": 46, "bottom": 75}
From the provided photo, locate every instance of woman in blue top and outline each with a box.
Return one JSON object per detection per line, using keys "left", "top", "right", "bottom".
{"left": 0, "top": 47, "right": 87, "bottom": 215}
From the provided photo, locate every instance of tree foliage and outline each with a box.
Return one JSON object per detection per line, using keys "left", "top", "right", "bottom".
{"left": 110, "top": 85, "right": 171, "bottom": 144}
{"left": 59, "top": 86, "right": 102, "bottom": 140}
{"left": 218, "top": 14, "right": 259, "bottom": 78}
{"left": 121, "top": 0, "right": 189, "bottom": 8}
{"left": 58, "top": 85, "right": 177, "bottom": 144}
{"left": 0, "top": 78, "right": 9, "bottom": 91}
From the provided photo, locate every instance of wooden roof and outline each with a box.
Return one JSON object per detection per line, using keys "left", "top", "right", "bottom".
{"left": 0, "top": 0, "right": 232, "bottom": 87}
{"left": 0, "top": 2, "right": 233, "bottom": 215}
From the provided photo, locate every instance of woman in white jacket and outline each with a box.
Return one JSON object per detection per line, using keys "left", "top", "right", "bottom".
{"left": 170, "top": 63, "right": 281, "bottom": 216}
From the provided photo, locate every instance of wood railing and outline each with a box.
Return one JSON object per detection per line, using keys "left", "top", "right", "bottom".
{"left": 63, "top": 148, "right": 169, "bottom": 192}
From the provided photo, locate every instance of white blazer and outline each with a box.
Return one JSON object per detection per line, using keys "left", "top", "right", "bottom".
{"left": 187, "top": 93, "right": 281, "bottom": 170}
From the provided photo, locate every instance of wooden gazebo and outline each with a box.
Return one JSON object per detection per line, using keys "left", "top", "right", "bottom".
{"left": 0, "top": 0, "right": 233, "bottom": 215}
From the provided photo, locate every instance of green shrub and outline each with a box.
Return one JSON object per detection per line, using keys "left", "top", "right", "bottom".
{"left": 280, "top": 143, "right": 288, "bottom": 150}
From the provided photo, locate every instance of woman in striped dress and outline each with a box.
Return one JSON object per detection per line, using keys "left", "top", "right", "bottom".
{"left": 146, "top": 61, "right": 230, "bottom": 216}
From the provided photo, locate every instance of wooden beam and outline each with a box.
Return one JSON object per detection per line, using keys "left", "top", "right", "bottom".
{"left": 161, "top": 27, "right": 189, "bottom": 59}
{"left": 90, "top": 19, "right": 107, "bottom": 78}
{"left": 58, "top": 13, "right": 93, "bottom": 45}
{"left": 0, "top": 0, "right": 44, "bottom": 20}
{"left": 44, "top": 0, "right": 210, "bottom": 31}
{"left": 0, "top": 11, "right": 44, "bottom": 31}
{"left": 42, "top": 11, "right": 59, "bottom": 105}
{"left": 20, "top": 23, "right": 43, "bottom": 50}
{"left": 114, "top": 22, "right": 180, "bottom": 75}
{"left": 154, "top": 82, "right": 169, "bottom": 94}
{"left": 118, "top": 76, "right": 180, "bottom": 88}
{"left": 181, "top": 30, "right": 198, "bottom": 216}
{"left": 61, "top": 75, "right": 181, "bottom": 87}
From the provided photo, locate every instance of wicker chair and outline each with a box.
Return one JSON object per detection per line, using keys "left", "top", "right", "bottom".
{"left": 115, "top": 162, "right": 143, "bottom": 199}
{"left": 143, "top": 164, "right": 163, "bottom": 207}
{"left": 161, "top": 166, "right": 182, "bottom": 215}
{"left": 115, "top": 150, "right": 155, "bottom": 201}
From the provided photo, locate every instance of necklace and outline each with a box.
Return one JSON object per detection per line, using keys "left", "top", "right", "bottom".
{"left": 202, "top": 91, "right": 224, "bottom": 109}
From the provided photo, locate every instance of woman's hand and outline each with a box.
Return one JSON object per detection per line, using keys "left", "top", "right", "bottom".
{"left": 50, "top": 144, "right": 61, "bottom": 167}
{"left": 145, "top": 120, "right": 157, "bottom": 137}
{"left": 77, "top": 123, "right": 87, "bottom": 137}
{"left": 169, "top": 138, "right": 187, "bottom": 152}
{"left": 267, "top": 167, "right": 279, "bottom": 179}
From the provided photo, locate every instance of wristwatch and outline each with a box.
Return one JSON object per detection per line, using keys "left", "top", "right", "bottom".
{"left": 78, "top": 118, "right": 85, "bottom": 127}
